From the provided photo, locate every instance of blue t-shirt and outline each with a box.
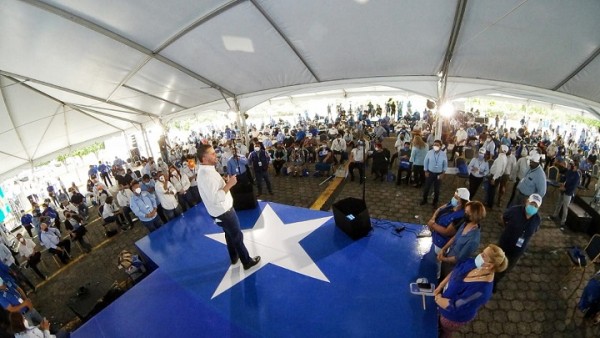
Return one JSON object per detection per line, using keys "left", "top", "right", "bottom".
{"left": 447, "top": 223, "right": 480, "bottom": 263}
{"left": 440, "top": 259, "right": 493, "bottom": 322}
{"left": 432, "top": 205, "right": 465, "bottom": 249}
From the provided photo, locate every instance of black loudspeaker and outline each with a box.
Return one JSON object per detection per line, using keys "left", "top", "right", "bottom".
{"left": 332, "top": 197, "right": 372, "bottom": 240}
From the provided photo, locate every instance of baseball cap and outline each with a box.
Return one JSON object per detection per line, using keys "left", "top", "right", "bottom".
{"left": 478, "top": 148, "right": 486, "bottom": 154}
{"left": 528, "top": 151, "right": 541, "bottom": 163}
{"left": 456, "top": 188, "right": 470, "bottom": 201}
{"left": 528, "top": 193, "right": 543, "bottom": 207}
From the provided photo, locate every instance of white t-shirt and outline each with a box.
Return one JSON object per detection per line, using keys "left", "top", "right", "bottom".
{"left": 196, "top": 165, "right": 233, "bottom": 217}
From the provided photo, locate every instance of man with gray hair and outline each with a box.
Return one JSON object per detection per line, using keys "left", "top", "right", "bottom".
{"left": 508, "top": 151, "right": 547, "bottom": 207}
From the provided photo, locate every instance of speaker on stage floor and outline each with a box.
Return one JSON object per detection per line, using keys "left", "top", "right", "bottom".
{"left": 332, "top": 197, "right": 371, "bottom": 240}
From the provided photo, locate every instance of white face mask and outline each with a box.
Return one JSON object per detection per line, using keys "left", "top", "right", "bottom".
{"left": 433, "top": 146, "right": 440, "bottom": 152}
{"left": 474, "top": 254, "right": 484, "bottom": 268}
{"left": 134, "top": 187, "right": 142, "bottom": 194}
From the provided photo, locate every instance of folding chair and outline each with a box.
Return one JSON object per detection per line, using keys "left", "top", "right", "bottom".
{"left": 463, "top": 147, "right": 474, "bottom": 161}
{"left": 563, "top": 235, "right": 600, "bottom": 300}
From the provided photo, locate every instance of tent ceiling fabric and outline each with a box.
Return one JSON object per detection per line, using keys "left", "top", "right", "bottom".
{"left": 1, "top": 0, "right": 600, "bottom": 178}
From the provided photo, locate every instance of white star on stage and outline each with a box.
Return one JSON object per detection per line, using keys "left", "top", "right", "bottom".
{"left": 205, "top": 204, "right": 332, "bottom": 298}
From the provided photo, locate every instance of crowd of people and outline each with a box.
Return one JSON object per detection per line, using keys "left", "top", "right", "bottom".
{"left": 2, "top": 100, "right": 600, "bottom": 336}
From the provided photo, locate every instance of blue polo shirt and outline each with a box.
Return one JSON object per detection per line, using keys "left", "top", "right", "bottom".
{"left": 423, "top": 149, "right": 448, "bottom": 174}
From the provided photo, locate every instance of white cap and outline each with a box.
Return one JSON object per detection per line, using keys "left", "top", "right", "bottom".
{"left": 528, "top": 193, "right": 543, "bottom": 207}
{"left": 456, "top": 187, "right": 470, "bottom": 201}
{"left": 478, "top": 148, "right": 486, "bottom": 154}
{"left": 528, "top": 151, "right": 541, "bottom": 163}
{"left": 500, "top": 145, "right": 509, "bottom": 153}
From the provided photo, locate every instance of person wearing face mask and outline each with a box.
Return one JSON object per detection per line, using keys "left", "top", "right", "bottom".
{"left": 169, "top": 166, "right": 191, "bottom": 212}
{"left": 288, "top": 143, "right": 307, "bottom": 177}
{"left": 453, "top": 127, "right": 468, "bottom": 161}
{"left": 392, "top": 141, "right": 412, "bottom": 186}
{"left": 116, "top": 184, "right": 135, "bottom": 225}
{"left": 494, "top": 194, "right": 542, "bottom": 292}
{"left": 434, "top": 244, "right": 508, "bottom": 337}
{"left": 16, "top": 234, "right": 46, "bottom": 281}
{"left": 348, "top": 141, "right": 366, "bottom": 183}
{"left": 39, "top": 223, "right": 71, "bottom": 264}
{"left": 507, "top": 151, "right": 546, "bottom": 207}
{"left": 550, "top": 161, "right": 581, "bottom": 230}
{"left": 129, "top": 181, "right": 163, "bottom": 232}
{"left": 428, "top": 188, "right": 470, "bottom": 254}
{"left": 468, "top": 148, "right": 490, "bottom": 199}
{"left": 483, "top": 133, "right": 496, "bottom": 160}
{"left": 438, "top": 201, "right": 485, "bottom": 280}
{"left": 9, "top": 311, "right": 70, "bottom": 338}
{"left": 420, "top": 140, "right": 448, "bottom": 207}
{"left": 155, "top": 173, "right": 181, "bottom": 221}
{"left": 0, "top": 275, "right": 43, "bottom": 328}
{"left": 180, "top": 158, "right": 200, "bottom": 205}
{"left": 370, "top": 143, "right": 389, "bottom": 182}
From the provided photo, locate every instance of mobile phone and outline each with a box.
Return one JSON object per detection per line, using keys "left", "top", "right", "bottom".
{"left": 417, "top": 282, "right": 432, "bottom": 291}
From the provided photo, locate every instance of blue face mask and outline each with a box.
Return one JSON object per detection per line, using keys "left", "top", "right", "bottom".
{"left": 525, "top": 204, "right": 538, "bottom": 215}
{"left": 450, "top": 197, "right": 458, "bottom": 207}
{"left": 474, "top": 254, "right": 484, "bottom": 268}
{"left": 478, "top": 154, "right": 485, "bottom": 160}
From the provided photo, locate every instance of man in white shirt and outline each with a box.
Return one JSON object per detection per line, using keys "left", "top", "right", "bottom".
{"left": 485, "top": 145, "right": 508, "bottom": 209}
{"left": 16, "top": 233, "right": 46, "bottom": 281}
{"left": 331, "top": 134, "right": 347, "bottom": 165}
{"left": 196, "top": 144, "right": 260, "bottom": 270}
{"left": 348, "top": 142, "right": 366, "bottom": 183}
{"left": 498, "top": 148, "right": 517, "bottom": 207}
{"left": 39, "top": 223, "right": 71, "bottom": 264}
{"left": 170, "top": 167, "right": 192, "bottom": 212}
{"left": 155, "top": 173, "right": 180, "bottom": 221}
{"left": 116, "top": 184, "right": 135, "bottom": 224}
{"left": 454, "top": 127, "right": 468, "bottom": 159}
{"left": 102, "top": 196, "right": 129, "bottom": 229}
{"left": 180, "top": 161, "right": 200, "bottom": 205}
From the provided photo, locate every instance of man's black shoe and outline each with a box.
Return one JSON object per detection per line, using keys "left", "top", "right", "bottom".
{"left": 243, "top": 256, "right": 261, "bottom": 270}
{"left": 231, "top": 256, "right": 239, "bottom": 265}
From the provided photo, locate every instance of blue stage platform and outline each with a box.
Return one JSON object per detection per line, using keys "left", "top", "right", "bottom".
{"left": 74, "top": 202, "right": 438, "bottom": 337}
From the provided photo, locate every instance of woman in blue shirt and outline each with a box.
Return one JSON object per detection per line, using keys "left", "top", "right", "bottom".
{"left": 428, "top": 188, "right": 470, "bottom": 254}
{"left": 438, "top": 201, "right": 486, "bottom": 280}
{"left": 434, "top": 244, "right": 508, "bottom": 337}
{"left": 409, "top": 135, "right": 428, "bottom": 187}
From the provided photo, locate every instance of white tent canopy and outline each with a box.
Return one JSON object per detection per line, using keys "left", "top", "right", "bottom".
{"left": 2, "top": 0, "right": 600, "bottom": 178}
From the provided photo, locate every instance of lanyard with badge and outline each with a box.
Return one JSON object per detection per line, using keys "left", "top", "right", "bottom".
{"left": 433, "top": 152, "right": 441, "bottom": 170}
{"left": 516, "top": 221, "right": 529, "bottom": 248}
